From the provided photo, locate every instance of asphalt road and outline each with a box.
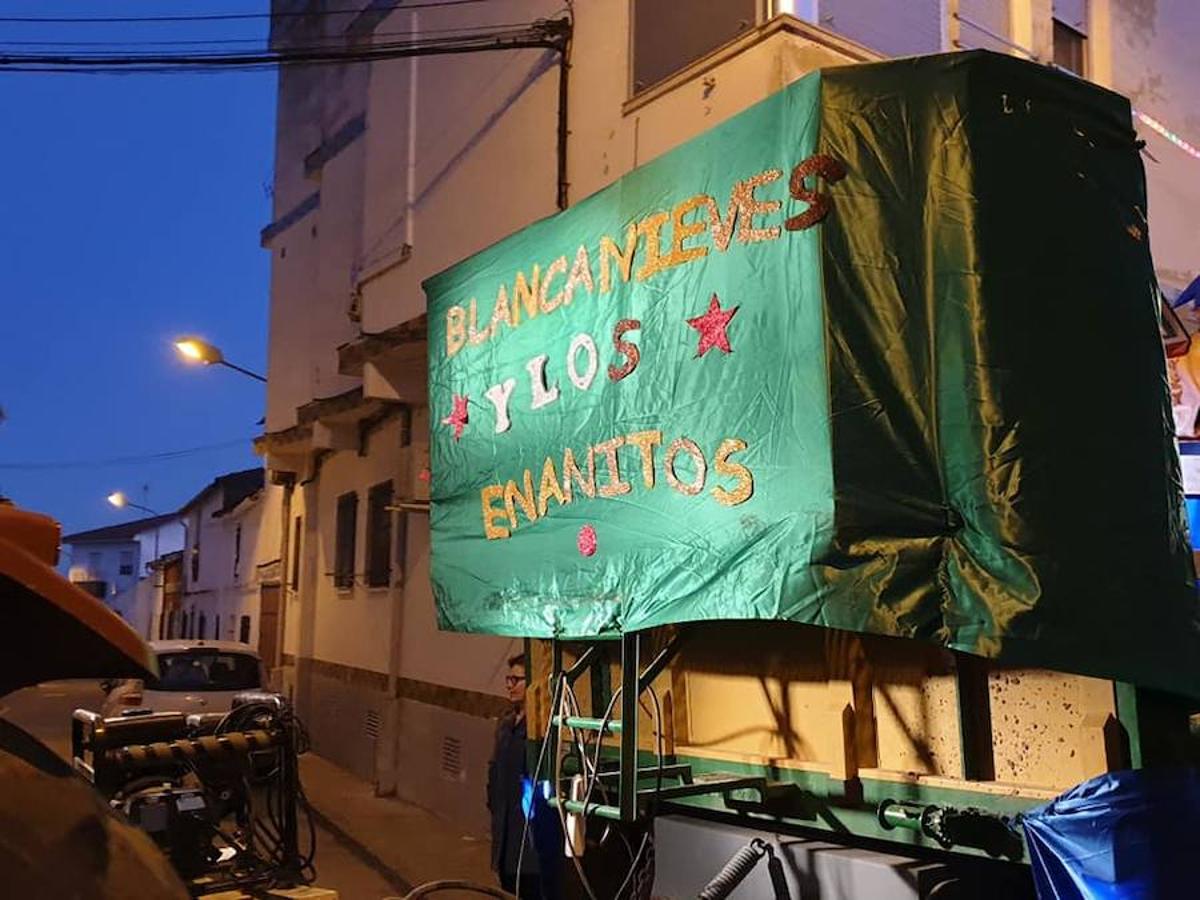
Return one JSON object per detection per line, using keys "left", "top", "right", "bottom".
{"left": 1, "top": 681, "right": 398, "bottom": 900}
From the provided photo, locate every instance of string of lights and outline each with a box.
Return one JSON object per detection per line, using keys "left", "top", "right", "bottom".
{"left": 1134, "top": 109, "right": 1200, "bottom": 162}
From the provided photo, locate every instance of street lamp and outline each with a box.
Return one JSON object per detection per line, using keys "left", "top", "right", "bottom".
{"left": 107, "top": 491, "right": 159, "bottom": 517}
{"left": 108, "top": 490, "right": 166, "bottom": 626}
{"left": 174, "top": 336, "right": 266, "bottom": 383}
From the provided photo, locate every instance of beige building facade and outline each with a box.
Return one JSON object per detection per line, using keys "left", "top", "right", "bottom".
{"left": 257, "top": 0, "right": 1200, "bottom": 836}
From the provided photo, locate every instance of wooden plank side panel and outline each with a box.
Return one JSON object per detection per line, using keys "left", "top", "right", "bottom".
{"left": 527, "top": 624, "right": 1127, "bottom": 798}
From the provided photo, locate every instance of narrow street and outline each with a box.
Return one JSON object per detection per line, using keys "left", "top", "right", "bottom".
{"left": 1, "top": 683, "right": 398, "bottom": 900}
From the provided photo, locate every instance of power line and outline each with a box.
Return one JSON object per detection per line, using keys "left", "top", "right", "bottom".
{"left": 0, "top": 21, "right": 568, "bottom": 72}
{"left": 0, "top": 438, "right": 254, "bottom": 471}
{"left": 0, "top": 21, "right": 536, "bottom": 48}
{"left": 0, "top": 1, "right": 486, "bottom": 25}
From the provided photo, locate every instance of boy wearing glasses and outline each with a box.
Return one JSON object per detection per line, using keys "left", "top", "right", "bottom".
{"left": 488, "top": 653, "right": 544, "bottom": 898}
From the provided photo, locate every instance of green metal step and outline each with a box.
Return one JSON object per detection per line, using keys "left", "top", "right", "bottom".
{"left": 551, "top": 715, "right": 622, "bottom": 733}
{"left": 550, "top": 771, "right": 766, "bottom": 821}
{"left": 644, "top": 773, "right": 766, "bottom": 802}
{"left": 592, "top": 762, "right": 692, "bottom": 783}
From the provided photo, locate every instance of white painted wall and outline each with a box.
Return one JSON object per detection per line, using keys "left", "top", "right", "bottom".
{"left": 306, "top": 417, "right": 409, "bottom": 675}
{"left": 179, "top": 475, "right": 281, "bottom": 646}
{"left": 818, "top": 0, "right": 945, "bottom": 55}
{"left": 67, "top": 518, "right": 183, "bottom": 600}
{"left": 400, "top": 513, "right": 522, "bottom": 696}
{"left": 68, "top": 540, "right": 139, "bottom": 599}
{"left": 111, "top": 576, "right": 158, "bottom": 640}
{"left": 1107, "top": 0, "right": 1200, "bottom": 291}
{"left": 134, "top": 521, "right": 185, "bottom": 574}
{"left": 264, "top": 15, "right": 369, "bottom": 433}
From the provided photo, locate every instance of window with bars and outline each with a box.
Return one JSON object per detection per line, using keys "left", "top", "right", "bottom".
{"left": 366, "top": 481, "right": 393, "bottom": 588}
{"left": 119, "top": 549, "right": 134, "bottom": 576}
{"left": 334, "top": 491, "right": 358, "bottom": 589}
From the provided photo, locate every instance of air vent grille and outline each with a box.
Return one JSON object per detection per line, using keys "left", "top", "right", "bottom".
{"left": 365, "top": 709, "right": 382, "bottom": 740}
{"left": 440, "top": 735, "right": 464, "bottom": 782}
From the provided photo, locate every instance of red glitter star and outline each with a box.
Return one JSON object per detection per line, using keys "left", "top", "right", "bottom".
{"left": 687, "top": 294, "right": 739, "bottom": 357}
{"left": 441, "top": 394, "right": 469, "bottom": 441}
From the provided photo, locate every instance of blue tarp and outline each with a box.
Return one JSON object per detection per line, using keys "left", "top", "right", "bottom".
{"left": 1171, "top": 274, "right": 1200, "bottom": 309}
{"left": 1022, "top": 769, "right": 1200, "bottom": 899}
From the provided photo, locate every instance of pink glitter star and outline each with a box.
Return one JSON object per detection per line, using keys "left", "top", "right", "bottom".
{"left": 687, "top": 294, "right": 739, "bottom": 357}
{"left": 441, "top": 394, "right": 469, "bottom": 441}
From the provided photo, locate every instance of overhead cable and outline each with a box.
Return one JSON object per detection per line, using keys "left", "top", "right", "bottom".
{"left": 0, "top": 21, "right": 569, "bottom": 72}
{"left": 0, "top": 21, "right": 537, "bottom": 48}
{"left": 0, "top": 1, "right": 487, "bottom": 25}
{"left": 0, "top": 438, "right": 253, "bottom": 471}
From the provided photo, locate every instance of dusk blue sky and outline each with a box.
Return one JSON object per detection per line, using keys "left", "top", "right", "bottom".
{"left": 0, "top": 3, "right": 275, "bottom": 535}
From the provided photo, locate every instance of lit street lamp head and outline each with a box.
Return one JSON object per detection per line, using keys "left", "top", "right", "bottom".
{"left": 106, "top": 491, "right": 158, "bottom": 516}
{"left": 174, "top": 336, "right": 224, "bottom": 366}
{"left": 173, "top": 336, "right": 266, "bottom": 382}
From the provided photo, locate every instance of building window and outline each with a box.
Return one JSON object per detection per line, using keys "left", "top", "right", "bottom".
{"left": 239, "top": 615, "right": 251, "bottom": 644}
{"left": 88, "top": 551, "right": 102, "bottom": 574}
{"left": 334, "top": 491, "right": 358, "bottom": 589}
{"left": 198, "top": 612, "right": 207, "bottom": 640}
{"left": 1053, "top": 17, "right": 1086, "bottom": 75}
{"left": 631, "top": 0, "right": 758, "bottom": 94}
{"left": 119, "top": 550, "right": 134, "bottom": 576}
{"left": 395, "top": 507, "right": 409, "bottom": 586}
{"left": 291, "top": 516, "right": 303, "bottom": 591}
{"left": 234, "top": 524, "right": 242, "bottom": 578}
{"left": 366, "top": 481, "right": 393, "bottom": 588}
{"left": 214, "top": 614, "right": 221, "bottom": 640}
{"left": 399, "top": 405, "right": 412, "bottom": 447}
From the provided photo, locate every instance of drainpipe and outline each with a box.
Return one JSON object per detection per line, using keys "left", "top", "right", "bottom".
{"left": 405, "top": 10, "right": 418, "bottom": 248}
{"left": 556, "top": 30, "right": 571, "bottom": 210}
{"left": 274, "top": 473, "right": 295, "bottom": 686}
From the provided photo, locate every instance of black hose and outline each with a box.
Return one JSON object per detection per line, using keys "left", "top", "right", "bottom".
{"left": 697, "top": 838, "right": 769, "bottom": 900}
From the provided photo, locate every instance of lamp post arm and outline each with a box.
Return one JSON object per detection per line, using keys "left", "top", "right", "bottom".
{"left": 218, "top": 359, "right": 267, "bottom": 383}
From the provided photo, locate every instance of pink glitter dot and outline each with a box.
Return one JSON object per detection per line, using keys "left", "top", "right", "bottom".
{"left": 577, "top": 525, "right": 597, "bottom": 557}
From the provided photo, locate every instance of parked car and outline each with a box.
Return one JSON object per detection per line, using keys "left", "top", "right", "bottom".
{"left": 101, "top": 640, "right": 265, "bottom": 717}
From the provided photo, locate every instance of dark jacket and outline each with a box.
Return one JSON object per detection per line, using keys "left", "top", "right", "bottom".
{"left": 487, "top": 711, "right": 538, "bottom": 878}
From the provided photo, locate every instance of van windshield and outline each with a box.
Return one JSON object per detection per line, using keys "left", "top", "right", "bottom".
{"left": 147, "top": 651, "right": 261, "bottom": 692}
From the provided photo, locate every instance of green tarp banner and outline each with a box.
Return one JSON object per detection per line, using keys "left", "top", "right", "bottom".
{"left": 425, "top": 51, "right": 1200, "bottom": 695}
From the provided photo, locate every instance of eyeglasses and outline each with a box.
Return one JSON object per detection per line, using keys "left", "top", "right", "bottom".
{"left": 505, "top": 675, "right": 524, "bottom": 687}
